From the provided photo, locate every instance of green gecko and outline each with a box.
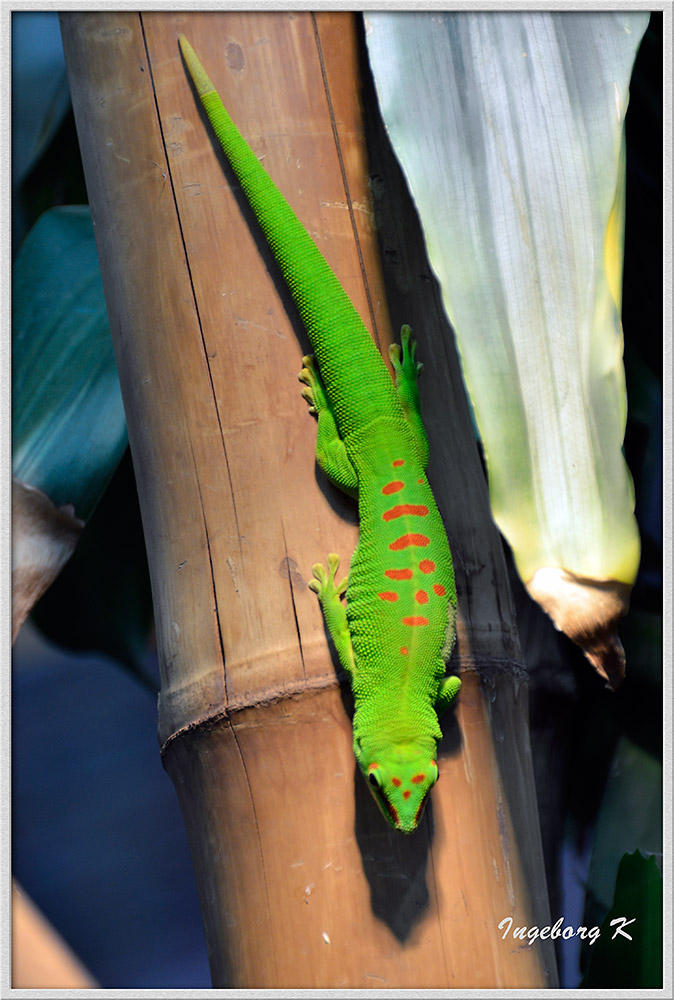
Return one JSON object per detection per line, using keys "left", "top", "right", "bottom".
{"left": 179, "top": 35, "right": 461, "bottom": 833}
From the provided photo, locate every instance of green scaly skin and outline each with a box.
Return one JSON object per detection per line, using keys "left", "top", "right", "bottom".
{"left": 180, "top": 35, "right": 461, "bottom": 833}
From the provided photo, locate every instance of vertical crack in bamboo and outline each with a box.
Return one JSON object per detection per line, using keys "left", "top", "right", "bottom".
{"left": 140, "top": 12, "right": 245, "bottom": 552}
{"left": 281, "top": 517, "right": 308, "bottom": 680}
{"left": 189, "top": 438, "right": 228, "bottom": 698}
{"left": 228, "top": 723, "right": 280, "bottom": 982}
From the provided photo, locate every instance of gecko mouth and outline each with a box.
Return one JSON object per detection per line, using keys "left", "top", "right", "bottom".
{"left": 414, "top": 796, "right": 429, "bottom": 828}
{"left": 381, "top": 794, "right": 401, "bottom": 829}
{"left": 368, "top": 781, "right": 401, "bottom": 829}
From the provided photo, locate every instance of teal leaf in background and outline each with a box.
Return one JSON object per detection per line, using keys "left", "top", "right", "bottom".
{"left": 11, "top": 12, "right": 69, "bottom": 188}
{"left": 12, "top": 206, "right": 127, "bottom": 523}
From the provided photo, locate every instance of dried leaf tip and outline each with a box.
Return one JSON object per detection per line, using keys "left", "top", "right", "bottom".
{"left": 526, "top": 567, "right": 632, "bottom": 690}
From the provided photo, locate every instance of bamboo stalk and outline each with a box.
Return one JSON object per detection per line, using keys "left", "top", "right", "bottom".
{"left": 61, "top": 10, "right": 557, "bottom": 987}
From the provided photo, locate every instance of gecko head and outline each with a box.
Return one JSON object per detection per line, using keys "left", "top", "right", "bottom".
{"left": 361, "top": 745, "right": 439, "bottom": 834}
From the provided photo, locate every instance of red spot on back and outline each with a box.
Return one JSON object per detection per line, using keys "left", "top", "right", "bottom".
{"left": 385, "top": 568, "right": 413, "bottom": 580}
{"left": 433, "top": 583, "right": 446, "bottom": 596}
{"left": 402, "top": 616, "right": 429, "bottom": 627}
{"left": 382, "top": 481, "right": 404, "bottom": 495}
{"left": 382, "top": 503, "right": 429, "bottom": 522}
{"left": 415, "top": 590, "right": 429, "bottom": 604}
{"left": 400, "top": 646, "right": 409, "bottom": 656}
{"left": 419, "top": 559, "right": 436, "bottom": 573}
{"left": 411, "top": 773, "right": 426, "bottom": 784}
{"left": 389, "top": 533, "right": 430, "bottom": 551}
{"left": 391, "top": 777, "right": 402, "bottom": 788}
{"left": 393, "top": 459, "right": 405, "bottom": 467}
{"left": 417, "top": 478, "right": 424, "bottom": 484}
{"left": 378, "top": 591, "right": 399, "bottom": 603}
{"left": 402, "top": 790, "right": 411, "bottom": 800}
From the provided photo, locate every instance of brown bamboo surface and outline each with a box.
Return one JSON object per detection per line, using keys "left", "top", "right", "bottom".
{"left": 61, "top": 10, "right": 558, "bottom": 988}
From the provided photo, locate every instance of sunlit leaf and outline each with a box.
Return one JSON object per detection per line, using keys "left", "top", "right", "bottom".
{"left": 365, "top": 11, "right": 649, "bottom": 685}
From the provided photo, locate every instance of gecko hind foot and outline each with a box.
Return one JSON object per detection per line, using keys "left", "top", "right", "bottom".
{"left": 389, "top": 325, "right": 429, "bottom": 466}
{"left": 298, "top": 354, "right": 328, "bottom": 416}
{"left": 389, "top": 324, "right": 423, "bottom": 385}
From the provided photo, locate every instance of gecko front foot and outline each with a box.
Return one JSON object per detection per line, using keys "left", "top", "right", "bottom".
{"left": 308, "top": 554, "right": 355, "bottom": 683}
{"left": 308, "top": 552, "right": 347, "bottom": 603}
{"left": 435, "top": 674, "right": 462, "bottom": 717}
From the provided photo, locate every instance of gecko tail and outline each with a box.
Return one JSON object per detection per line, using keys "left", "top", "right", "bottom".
{"left": 179, "top": 35, "right": 215, "bottom": 99}
{"left": 179, "top": 34, "right": 400, "bottom": 435}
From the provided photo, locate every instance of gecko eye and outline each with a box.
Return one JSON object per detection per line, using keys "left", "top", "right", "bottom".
{"left": 368, "top": 769, "right": 382, "bottom": 789}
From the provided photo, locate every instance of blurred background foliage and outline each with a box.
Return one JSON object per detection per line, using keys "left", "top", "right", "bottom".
{"left": 10, "top": 10, "right": 663, "bottom": 989}
{"left": 11, "top": 12, "right": 208, "bottom": 988}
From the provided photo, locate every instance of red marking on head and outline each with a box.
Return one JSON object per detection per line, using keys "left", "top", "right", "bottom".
{"left": 382, "top": 480, "right": 405, "bottom": 495}
{"left": 391, "top": 777, "right": 402, "bottom": 788}
{"left": 433, "top": 583, "right": 446, "bottom": 596}
{"left": 431, "top": 760, "right": 437, "bottom": 768}
{"left": 403, "top": 790, "right": 411, "bottom": 800}
{"left": 415, "top": 590, "right": 429, "bottom": 604}
{"left": 400, "top": 646, "right": 409, "bottom": 656}
{"left": 385, "top": 568, "right": 413, "bottom": 580}
{"left": 378, "top": 591, "right": 399, "bottom": 603}
{"left": 419, "top": 559, "right": 436, "bottom": 573}
{"left": 382, "top": 504, "right": 429, "bottom": 522}
{"left": 393, "top": 459, "right": 405, "bottom": 467}
{"left": 414, "top": 799, "right": 427, "bottom": 826}
{"left": 411, "top": 773, "right": 426, "bottom": 784}
{"left": 402, "top": 616, "right": 429, "bottom": 627}
{"left": 385, "top": 800, "right": 400, "bottom": 825}
{"left": 368, "top": 763, "right": 379, "bottom": 771}
{"left": 389, "top": 533, "right": 430, "bottom": 551}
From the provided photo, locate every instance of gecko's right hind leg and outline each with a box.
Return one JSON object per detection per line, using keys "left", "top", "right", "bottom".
{"left": 299, "top": 354, "right": 358, "bottom": 497}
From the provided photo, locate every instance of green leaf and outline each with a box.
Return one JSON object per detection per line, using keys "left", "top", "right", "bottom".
{"left": 13, "top": 206, "right": 127, "bottom": 522}
{"left": 584, "top": 735, "right": 662, "bottom": 925}
{"left": 581, "top": 850, "right": 662, "bottom": 987}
